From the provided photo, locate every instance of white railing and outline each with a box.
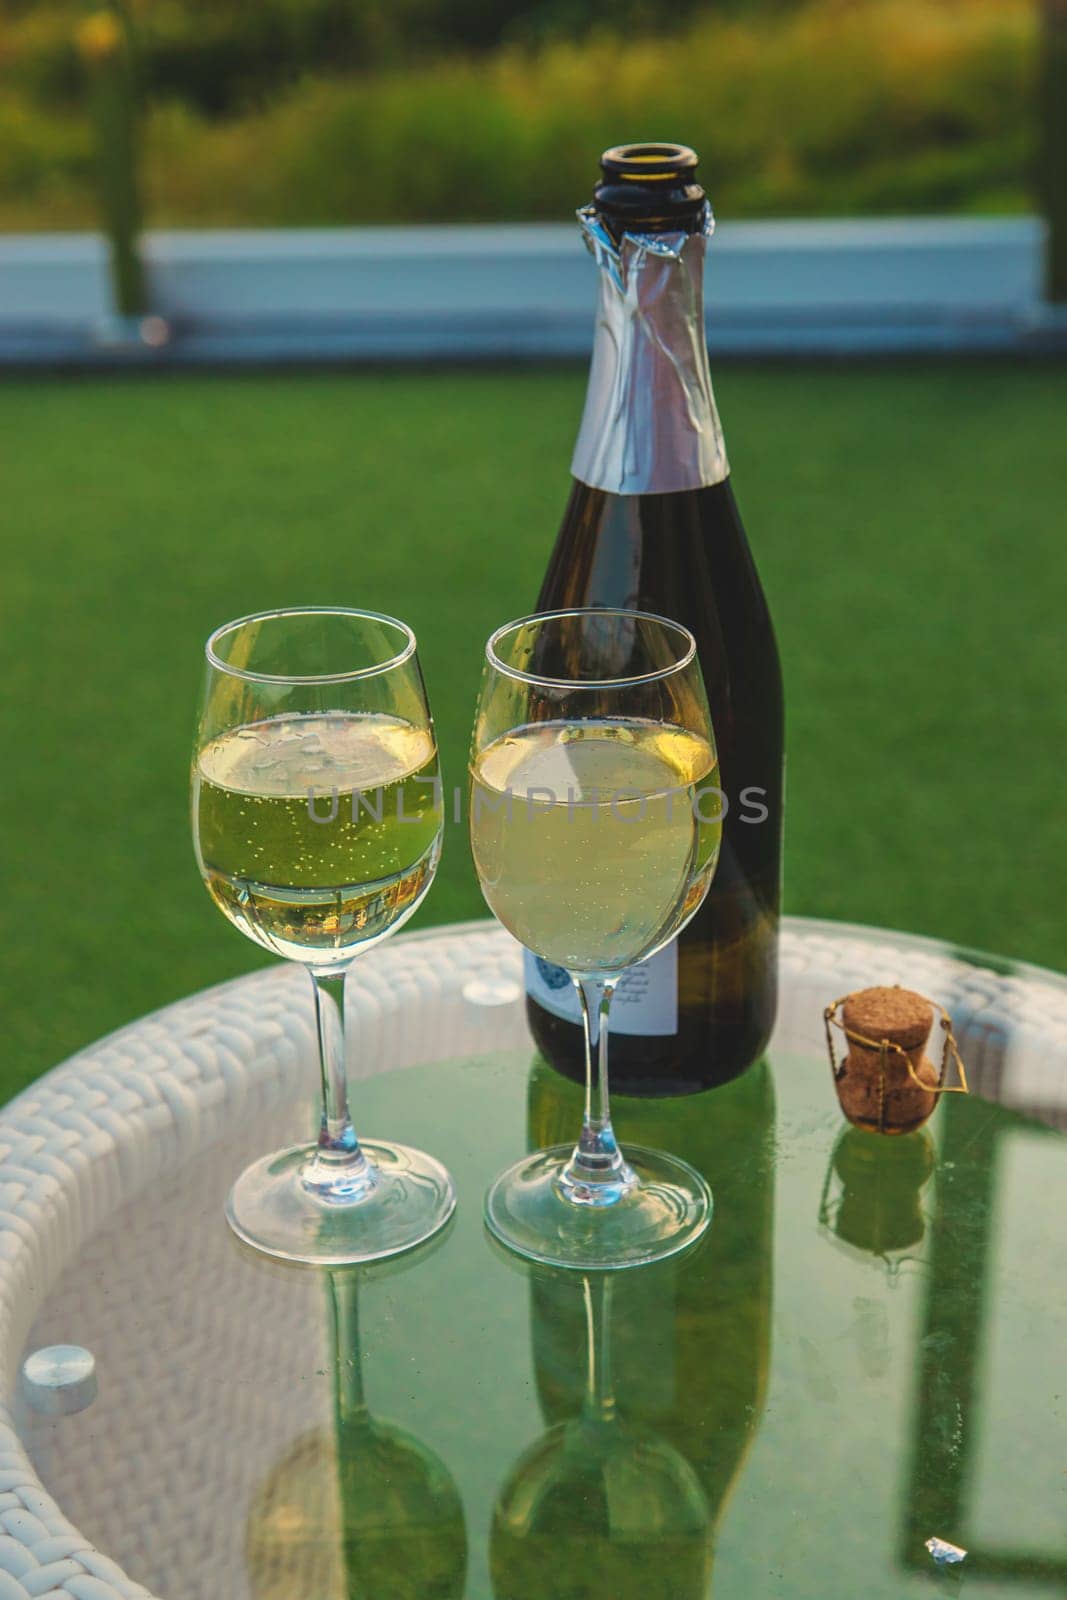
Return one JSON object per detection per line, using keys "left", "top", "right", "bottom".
{"left": 0, "top": 216, "right": 1061, "bottom": 363}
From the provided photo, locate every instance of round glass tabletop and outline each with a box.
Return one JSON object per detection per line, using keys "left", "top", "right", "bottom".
{"left": 6, "top": 918, "right": 1067, "bottom": 1600}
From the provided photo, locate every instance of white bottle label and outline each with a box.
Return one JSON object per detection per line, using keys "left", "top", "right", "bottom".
{"left": 523, "top": 942, "right": 678, "bottom": 1037}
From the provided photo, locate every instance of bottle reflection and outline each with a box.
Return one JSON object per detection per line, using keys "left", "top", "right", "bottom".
{"left": 819, "top": 1125, "right": 936, "bottom": 1274}
{"left": 246, "top": 1270, "right": 466, "bottom": 1600}
{"left": 490, "top": 1053, "right": 777, "bottom": 1598}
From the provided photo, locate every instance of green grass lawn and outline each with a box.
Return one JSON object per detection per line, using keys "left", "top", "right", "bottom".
{"left": 1, "top": 363, "right": 1064, "bottom": 1104}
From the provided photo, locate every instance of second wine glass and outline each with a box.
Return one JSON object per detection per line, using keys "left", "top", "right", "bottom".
{"left": 469, "top": 608, "right": 721, "bottom": 1269}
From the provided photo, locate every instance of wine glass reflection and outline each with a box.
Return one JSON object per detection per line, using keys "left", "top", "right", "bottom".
{"left": 491, "top": 1271, "right": 711, "bottom": 1600}
{"left": 491, "top": 1052, "right": 777, "bottom": 1599}
{"left": 246, "top": 1270, "right": 466, "bottom": 1600}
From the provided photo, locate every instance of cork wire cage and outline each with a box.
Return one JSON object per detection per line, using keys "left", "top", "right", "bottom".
{"left": 824, "top": 987, "right": 970, "bottom": 1137}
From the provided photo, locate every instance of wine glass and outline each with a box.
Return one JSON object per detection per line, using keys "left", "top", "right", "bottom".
{"left": 192, "top": 606, "right": 455, "bottom": 1265}
{"left": 469, "top": 608, "right": 721, "bottom": 1269}
{"left": 490, "top": 1271, "right": 712, "bottom": 1600}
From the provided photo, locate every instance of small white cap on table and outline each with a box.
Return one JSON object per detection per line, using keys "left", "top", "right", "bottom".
{"left": 21, "top": 1344, "right": 97, "bottom": 1415}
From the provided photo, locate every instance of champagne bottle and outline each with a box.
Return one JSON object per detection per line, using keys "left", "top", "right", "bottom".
{"left": 525, "top": 142, "right": 784, "bottom": 1094}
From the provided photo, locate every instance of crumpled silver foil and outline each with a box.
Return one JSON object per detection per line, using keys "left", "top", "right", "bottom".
{"left": 576, "top": 200, "right": 716, "bottom": 290}
{"left": 571, "top": 200, "right": 728, "bottom": 496}
{"left": 925, "top": 1536, "right": 968, "bottom": 1566}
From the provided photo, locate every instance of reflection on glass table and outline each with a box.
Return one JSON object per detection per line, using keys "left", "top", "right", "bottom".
{"left": 247, "top": 1262, "right": 467, "bottom": 1600}
{"left": 493, "top": 1054, "right": 775, "bottom": 1599}
{"left": 899, "top": 1090, "right": 1067, "bottom": 1589}
{"left": 820, "top": 1124, "right": 938, "bottom": 1274}
{"left": 491, "top": 1272, "right": 712, "bottom": 1599}
{"left": 5, "top": 920, "right": 1066, "bottom": 1600}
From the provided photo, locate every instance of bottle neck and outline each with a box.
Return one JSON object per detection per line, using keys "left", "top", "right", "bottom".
{"left": 571, "top": 209, "right": 728, "bottom": 497}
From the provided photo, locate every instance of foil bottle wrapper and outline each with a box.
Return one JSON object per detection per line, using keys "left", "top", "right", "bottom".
{"left": 571, "top": 201, "right": 729, "bottom": 496}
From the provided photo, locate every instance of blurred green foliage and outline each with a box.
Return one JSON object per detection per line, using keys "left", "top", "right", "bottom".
{"left": 2, "top": 0, "right": 850, "bottom": 114}
{"left": 0, "top": 0, "right": 1036, "bottom": 228}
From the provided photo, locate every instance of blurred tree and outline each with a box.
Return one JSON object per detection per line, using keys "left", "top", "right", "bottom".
{"left": 77, "top": 1, "right": 147, "bottom": 315}
{"left": 135, "top": 0, "right": 446, "bottom": 115}
{"left": 1040, "top": 0, "right": 1067, "bottom": 298}
{"left": 0, "top": 0, "right": 1037, "bottom": 230}
{"left": 64, "top": 0, "right": 783, "bottom": 115}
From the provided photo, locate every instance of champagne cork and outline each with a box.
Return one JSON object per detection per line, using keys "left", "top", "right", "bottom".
{"left": 831, "top": 986, "right": 939, "bottom": 1135}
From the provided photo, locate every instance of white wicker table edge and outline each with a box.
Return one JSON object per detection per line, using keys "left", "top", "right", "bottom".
{"left": 0, "top": 915, "right": 1063, "bottom": 1600}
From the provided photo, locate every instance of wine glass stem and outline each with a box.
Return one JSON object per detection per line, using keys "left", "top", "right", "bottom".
{"left": 329, "top": 1270, "right": 371, "bottom": 1600}
{"left": 302, "top": 969, "right": 378, "bottom": 1203}
{"left": 558, "top": 977, "right": 637, "bottom": 1201}
{"left": 583, "top": 977, "right": 618, "bottom": 1161}
{"left": 583, "top": 1274, "right": 616, "bottom": 1425}
{"left": 329, "top": 1271, "right": 369, "bottom": 1425}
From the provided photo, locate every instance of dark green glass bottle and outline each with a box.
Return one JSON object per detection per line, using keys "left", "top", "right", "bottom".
{"left": 525, "top": 143, "right": 784, "bottom": 1095}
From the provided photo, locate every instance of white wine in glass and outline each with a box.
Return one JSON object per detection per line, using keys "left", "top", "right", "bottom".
{"left": 470, "top": 608, "right": 720, "bottom": 1270}
{"left": 196, "top": 711, "right": 441, "bottom": 964}
{"left": 192, "top": 607, "right": 454, "bottom": 1266}
{"left": 471, "top": 718, "right": 719, "bottom": 976}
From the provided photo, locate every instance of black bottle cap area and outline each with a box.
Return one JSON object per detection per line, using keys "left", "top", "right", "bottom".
{"left": 593, "top": 142, "right": 707, "bottom": 236}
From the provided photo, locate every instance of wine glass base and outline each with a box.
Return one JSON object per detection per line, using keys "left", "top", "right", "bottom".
{"left": 484, "top": 1143, "right": 711, "bottom": 1270}
{"left": 226, "top": 1139, "right": 456, "bottom": 1266}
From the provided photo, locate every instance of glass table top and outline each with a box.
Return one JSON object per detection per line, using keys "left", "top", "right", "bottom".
{"left": 10, "top": 919, "right": 1067, "bottom": 1600}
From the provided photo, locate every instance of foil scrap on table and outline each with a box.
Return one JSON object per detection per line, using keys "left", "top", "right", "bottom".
{"left": 926, "top": 1536, "right": 968, "bottom": 1567}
